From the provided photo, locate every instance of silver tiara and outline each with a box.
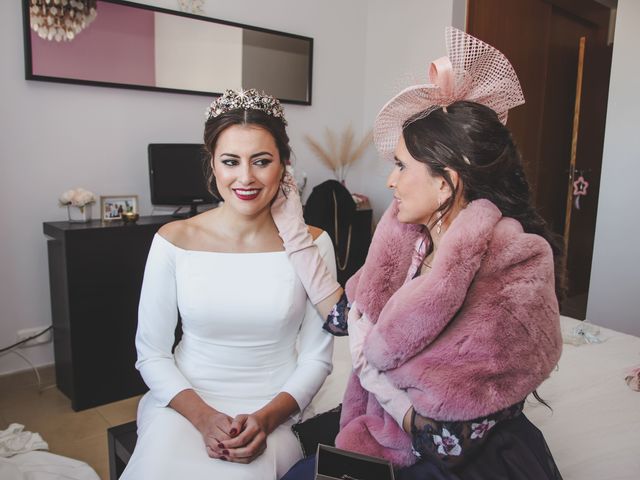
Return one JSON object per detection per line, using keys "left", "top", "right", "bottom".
{"left": 205, "top": 89, "right": 287, "bottom": 125}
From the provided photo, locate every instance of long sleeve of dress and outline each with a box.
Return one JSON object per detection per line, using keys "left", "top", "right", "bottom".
{"left": 280, "top": 232, "right": 337, "bottom": 412}
{"left": 135, "top": 235, "right": 192, "bottom": 407}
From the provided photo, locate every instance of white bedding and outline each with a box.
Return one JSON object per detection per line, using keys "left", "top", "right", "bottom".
{"left": 308, "top": 316, "right": 640, "bottom": 479}
{"left": 526, "top": 316, "right": 640, "bottom": 479}
{"left": 0, "top": 451, "right": 99, "bottom": 480}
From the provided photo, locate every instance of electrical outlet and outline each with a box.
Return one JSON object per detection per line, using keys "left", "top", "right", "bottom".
{"left": 16, "top": 326, "right": 52, "bottom": 348}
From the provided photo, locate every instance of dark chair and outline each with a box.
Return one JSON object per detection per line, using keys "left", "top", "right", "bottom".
{"left": 303, "top": 180, "right": 372, "bottom": 286}
{"left": 107, "top": 421, "right": 137, "bottom": 480}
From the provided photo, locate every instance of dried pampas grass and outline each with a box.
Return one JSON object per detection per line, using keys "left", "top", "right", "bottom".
{"left": 305, "top": 126, "right": 372, "bottom": 182}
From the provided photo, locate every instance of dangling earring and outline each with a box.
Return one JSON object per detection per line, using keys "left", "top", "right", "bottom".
{"left": 436, "top": 198, "right": 443, "bottom": 235}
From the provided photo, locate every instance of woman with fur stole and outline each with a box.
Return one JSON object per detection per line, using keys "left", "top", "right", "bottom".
{"left": 276, "top": 28, "right": 563, "bottom": 479}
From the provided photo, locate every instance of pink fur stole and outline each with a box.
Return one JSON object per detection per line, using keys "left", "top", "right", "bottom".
{"left": 335, "top": 199, "right": 562, "bottom": 467}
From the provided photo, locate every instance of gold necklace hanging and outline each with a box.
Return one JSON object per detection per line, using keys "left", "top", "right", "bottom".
{"left": 332, "top": 191, "right": 352, "bottom": 271}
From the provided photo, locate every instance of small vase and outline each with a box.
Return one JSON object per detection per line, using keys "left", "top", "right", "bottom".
{"left": 67, "top": 204, "right": 92, "bottom": 223}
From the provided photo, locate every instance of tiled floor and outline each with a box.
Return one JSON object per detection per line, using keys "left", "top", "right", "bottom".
{"left": 0, "top": 365, "right": 141, "bottom": 480}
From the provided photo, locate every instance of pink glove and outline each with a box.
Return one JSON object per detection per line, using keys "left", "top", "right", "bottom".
{"left": 348, "top": 307, "right": 412, "bottom": 426}
{"left": 271, "top": 171, "right": 340, "bottom": 305}
{"left": 347, "top": 305, "right": 370, "bottom": 375}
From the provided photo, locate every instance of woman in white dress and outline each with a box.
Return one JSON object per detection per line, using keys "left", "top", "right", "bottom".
{"left": 120, "top": 89, "right": 340, "bottom": 480}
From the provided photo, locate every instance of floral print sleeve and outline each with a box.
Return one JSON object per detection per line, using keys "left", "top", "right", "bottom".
{"left": 410, "top": 401, "right": 525, "bottom": 466}
{"left": 321, "top": 291, "right": 349, "bottom": 336}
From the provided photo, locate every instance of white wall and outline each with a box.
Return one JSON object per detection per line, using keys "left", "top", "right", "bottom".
{"left": 587, "top": 0, "right": 640, "bottom": 335}
{"left": 348, "top": 0, "right": 456, "bottom": 216}
{"left": 0, "top": 1, "right": 456, "bottom": 374}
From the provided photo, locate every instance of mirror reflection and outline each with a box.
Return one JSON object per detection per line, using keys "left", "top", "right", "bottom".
{"left": 25, "top": 0, "right": 313, "bottom": 104}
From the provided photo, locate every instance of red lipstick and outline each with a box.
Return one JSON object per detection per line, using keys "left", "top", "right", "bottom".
{"left": 233, "top": 188, "right": 260, "bottom": 201}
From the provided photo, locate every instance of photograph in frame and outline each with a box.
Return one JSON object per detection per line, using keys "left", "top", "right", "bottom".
{"left": 100, "top": 195, "right": 138, "bottom": 221}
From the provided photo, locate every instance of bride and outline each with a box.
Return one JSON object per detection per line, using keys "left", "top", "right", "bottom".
{"left": 120, "top": 89, "right": 339, "bottom": 480}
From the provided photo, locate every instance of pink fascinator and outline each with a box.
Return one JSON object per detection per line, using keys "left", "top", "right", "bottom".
{"left": 374, "top": 27, "right": 525, "bottom": 159}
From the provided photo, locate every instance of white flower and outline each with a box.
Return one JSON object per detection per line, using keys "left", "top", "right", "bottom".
{"left": 470, "top": 419, "right": 496, "bottom": 440}
{"left": 59, "top": 189, "right": 75, "bottom": 205}
{"left": 59, "top": 187, "right": 96, "bottom": 207}
{"left": 72, "top": 189, "right": 96, "bottom": 207}
{"left": 432, "top": 428, "right": 462, "bottom": 456}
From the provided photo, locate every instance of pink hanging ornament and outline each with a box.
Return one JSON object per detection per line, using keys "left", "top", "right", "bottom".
{"left": 572, "top": 175, "right": 589, "bottom": 210}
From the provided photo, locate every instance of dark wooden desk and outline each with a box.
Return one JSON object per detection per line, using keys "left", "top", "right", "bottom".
{"left": 43, "top": 216, "right": 173, "bottom": 411}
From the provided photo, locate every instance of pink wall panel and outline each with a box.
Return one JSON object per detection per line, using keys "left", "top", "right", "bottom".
{"left": 31, "top": 1, "right": 155, "bottom": 86}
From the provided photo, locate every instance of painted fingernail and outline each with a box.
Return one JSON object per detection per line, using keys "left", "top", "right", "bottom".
{"left": 221, "top": 456, "right": 227, "bottom": 461}
{"left": 223, "top": 449, "right": 229, "bottom": 455}
{"left": 218, "top": 443, "right": 225, "bottom": 449}
{"left": 230, "top": 428, "right": 238, "bottom": 436}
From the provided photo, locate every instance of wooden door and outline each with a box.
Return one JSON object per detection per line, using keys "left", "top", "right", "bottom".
{"left": 467, "top": 0, "right": 612, "bottom": 318}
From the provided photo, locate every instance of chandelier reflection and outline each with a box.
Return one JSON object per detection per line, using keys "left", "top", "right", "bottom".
{"left": 29, "top": 0, "right": 97, "bottom": 42}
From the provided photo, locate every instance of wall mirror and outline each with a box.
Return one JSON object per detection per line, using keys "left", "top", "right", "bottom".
{"left": 22, "top": 0, "right": 313, "bottom": 104}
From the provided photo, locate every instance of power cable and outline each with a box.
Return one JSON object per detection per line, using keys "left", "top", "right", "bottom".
{"left": 0, "top": 326, "right": 53, "bottom": 354}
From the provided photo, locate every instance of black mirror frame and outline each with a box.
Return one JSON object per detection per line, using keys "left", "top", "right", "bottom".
{"left": 22, "top": 0, "right": 313, "bottom": 105}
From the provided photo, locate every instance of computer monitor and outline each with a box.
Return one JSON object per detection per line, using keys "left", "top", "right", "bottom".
{"left": 148, "top": 143, "right": 217, "bottom": 217}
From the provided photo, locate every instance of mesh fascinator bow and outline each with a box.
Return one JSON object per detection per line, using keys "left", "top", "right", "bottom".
{"left": 374, "top": 27, "right": 525, "bottom": 158}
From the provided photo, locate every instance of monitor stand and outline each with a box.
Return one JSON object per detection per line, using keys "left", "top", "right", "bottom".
{"left": 171, "top": 204, "right": 199, "bottom": 218}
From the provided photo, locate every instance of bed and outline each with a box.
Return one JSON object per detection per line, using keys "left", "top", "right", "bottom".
{"left": 306, "top": 316, "right": 640, "bottom": 479}
{"left": 525, "top": 316, "right": 640, "bottom": 479}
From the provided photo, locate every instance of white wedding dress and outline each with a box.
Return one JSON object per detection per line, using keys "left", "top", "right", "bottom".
{"left": 120, "top": 232, "right": 336, "bottom": 480}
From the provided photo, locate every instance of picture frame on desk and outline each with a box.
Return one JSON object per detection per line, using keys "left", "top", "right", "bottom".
{"left": 101, "top": 195, "right": 138, "bottom": 221}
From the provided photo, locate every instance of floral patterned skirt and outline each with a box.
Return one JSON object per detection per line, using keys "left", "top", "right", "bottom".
{"left": 410, "top": 401, "right": 525, "bottom": 466}
{"left": 397, "top": 410, "right": 563, "bottom": 480}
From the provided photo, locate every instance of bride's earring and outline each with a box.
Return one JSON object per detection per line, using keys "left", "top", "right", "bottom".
{"left": 436, "top": 198, "right": 443, "bottom": 235}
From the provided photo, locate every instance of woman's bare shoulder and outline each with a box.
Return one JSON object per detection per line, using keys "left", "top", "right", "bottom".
{"left": 157, "top": 210, "right": 219, "bottom": 249}
{"left": 157, "top": 220, "right": 191, "bottom": 248}
{"left": 308, "top": 225, "right": 325, "bottom": 241}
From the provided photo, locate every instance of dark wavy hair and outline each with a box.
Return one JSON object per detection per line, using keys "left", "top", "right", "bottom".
{"left": 402, "top": 100, "right": 565, "bottom": 301}
{"left": 203, "top": 109, "right": 291, "bottom": 199}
